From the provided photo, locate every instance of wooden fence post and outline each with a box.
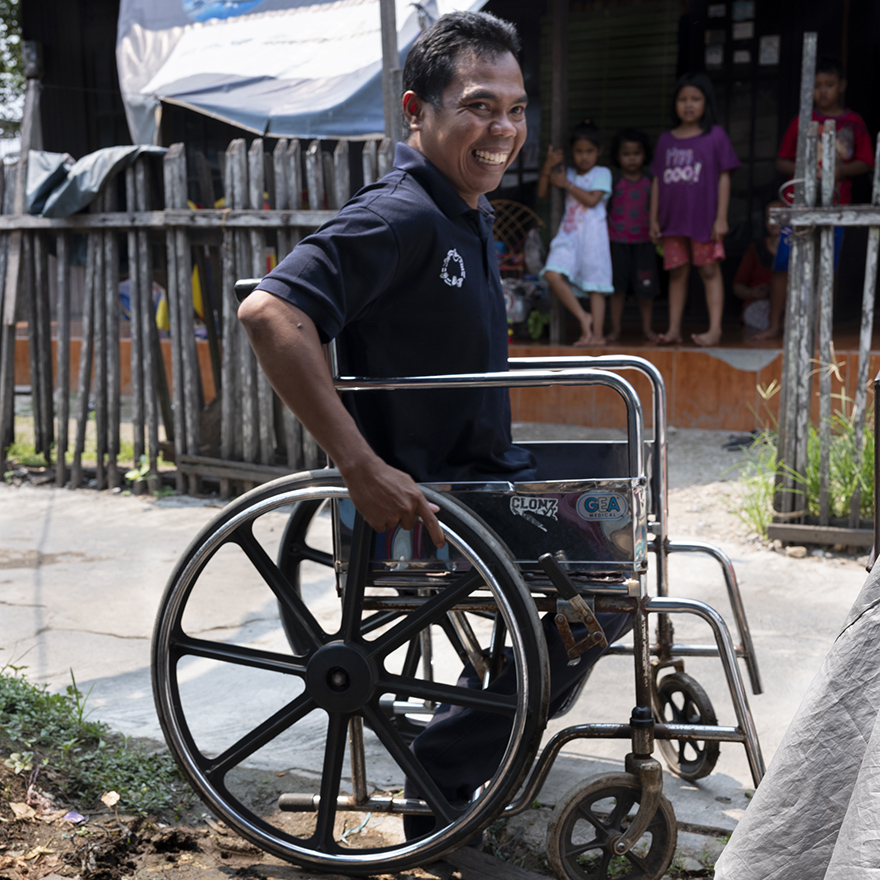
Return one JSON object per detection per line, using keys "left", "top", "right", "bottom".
{"left": 248, "top": 138, "right": 275, "bottom": 466}
{"left": 163, "top": 145, "right": 188, "bottom": 493}
{"left": 776, "top": 32, "right": 817, "bottom": 520}
{"left": 817, "top": 120, "right": 836, "bottom": 525}
{"left": 848, "top": 143, "right": 880, "bottom": 526}
{"left": 55, "top": 230, "right": 69, "bottom": 487}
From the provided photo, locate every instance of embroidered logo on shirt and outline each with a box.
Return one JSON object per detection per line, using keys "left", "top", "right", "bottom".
{"left": 440, "top": 249, "right": 466, "bottom": 288}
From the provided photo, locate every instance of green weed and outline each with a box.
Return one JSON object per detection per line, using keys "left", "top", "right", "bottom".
{"left": 0, "top": 664, "right": 193, "bottom": 819}
{"left": 728, "top": 381, "right": 875, "bottom": 537}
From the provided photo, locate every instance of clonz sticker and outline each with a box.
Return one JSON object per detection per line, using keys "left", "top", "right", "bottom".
{"left": 510, "top": 495, "right": 558, "bottom": 520}
{"left": 576, "top": 492, "right": 628, "bottom": 520}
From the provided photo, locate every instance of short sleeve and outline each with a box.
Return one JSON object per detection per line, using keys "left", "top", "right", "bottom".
{"left": 258, "top": 205, "right": 400, "bottom": 343}
{"left": 592, "top": 166, "right": 613, "bottom": 193}
{"left": 778, "top": 116, "right": 799, "bottom": 160}
{"left": 714, "top": 127, "right": 741, "bottom": 172}
{"left": 849, "top": 113, "right": 875, "bottom": 166}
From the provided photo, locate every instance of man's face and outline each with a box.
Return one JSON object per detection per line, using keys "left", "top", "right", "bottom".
{"left": 404, "top": 51, "right": 527, "bottom": 208}
{"left": 814, "top": 72, "right": 844, "bottom": 113}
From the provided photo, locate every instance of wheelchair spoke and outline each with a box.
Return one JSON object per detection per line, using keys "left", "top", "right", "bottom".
{"left": 314, "top": 711, "right": 348, "bottom": 851}
{"left": 369, "top": 569, "right": 484, "bottom": 660}
{"left": 205, "top": 691, "right": 317, "bottom": 781}
{"left": 173, "top": 635, "right": 307, "bottom": 677}
{"left": 362, "top": 703, "right": 459, "bottom": 826}
{"left": 379, "top": 673, "right": 517, "bottom": 715}
{"left": 564, "top": 837, "right": 602, "bottom": 859}
{"left": 340, "top": 514, "right": 373, "bottom": 642}
{"left": 233, "top": 523, "right": 325, "bottom": 651}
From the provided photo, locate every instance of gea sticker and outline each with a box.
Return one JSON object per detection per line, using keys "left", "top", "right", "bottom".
{"left": 510, "top": 495, "right": 558, "bottom": 520}
{"left": 575, "top": 492, "right": 628, "bottom": 520}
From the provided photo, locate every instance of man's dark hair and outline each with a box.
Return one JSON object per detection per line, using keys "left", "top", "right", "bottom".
{"left": 403, "top": 11, "right": 521, "bottom": 108}
{"left": 670, "top": 71, "right": 718, "bottom": 134}
{"left": 816, "top": 55, "right": 844, "bottom": 79}
{"left": 610, "top": 127, "right": 652, "bottom": 165}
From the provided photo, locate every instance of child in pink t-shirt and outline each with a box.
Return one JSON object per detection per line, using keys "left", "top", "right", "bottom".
{"left": 649, "top": 72, "right": 740, "bottom": 347}
{"left": 607, "top": 128, "right": 659, "bottom": 343}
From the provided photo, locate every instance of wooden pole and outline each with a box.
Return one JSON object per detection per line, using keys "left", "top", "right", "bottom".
{"left": 849, "top": 141, "right": 880, "bottom": 527}
{"left": 0, "top": 70, "right": 41, "bottom": 457}
{"left": 163, "top": 145, "right": 187, "bottom": 493}
{"left": 55, "top": 231, "right": 70, "bottom": 487}
{"left": 248, "top": 139, "right": 275, "bottom": 467}
{"left": 125, "top": 165, "right": 145, "bottom": 490}
{"left": 548, "top": 0, "right": 569, "bottom": 346}
{"left": 219, "top": 142, "right": 239, "bottom": 498}
{"left": 817, "top": 121, "right": 836, "bottom": 525}
{"left": 776, "top": 32, "right": 817, "bottom": 518}
{"left": 379, "top": 0, "right": 403, "bottom": 145}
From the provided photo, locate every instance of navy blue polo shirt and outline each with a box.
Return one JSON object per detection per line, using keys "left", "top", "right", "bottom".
{"left": 259, "top": 143, "right": 536, "bottom": 483}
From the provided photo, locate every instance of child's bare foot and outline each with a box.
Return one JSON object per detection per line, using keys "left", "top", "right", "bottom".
{"left": 643, "top": 329, "right": 659, "bottom": 344}
{"left": 606, "top": 330, "right": 620, "bottom": 343}
{"left": 657, "top": 332, "right": 682, "bottom": 345}
{"left": 590, "top": 335, "right": 607, "bottom": 347}
{"left": 573, "top": 332, "right": 593, "bottom": 347}
{"left": 752, "top": 325, "right": 781, "bottom": 341}
{"left": 691, "top": 330, "right": 722, "bottom": 347}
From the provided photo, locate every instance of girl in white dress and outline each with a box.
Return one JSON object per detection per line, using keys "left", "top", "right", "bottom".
{"left": 539, "top": 120, "right": 613, "bottom": 345}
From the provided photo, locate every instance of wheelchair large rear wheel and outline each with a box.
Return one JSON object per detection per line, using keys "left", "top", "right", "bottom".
{"left": 152, "top": 471, "right": 549, "bottom": 874}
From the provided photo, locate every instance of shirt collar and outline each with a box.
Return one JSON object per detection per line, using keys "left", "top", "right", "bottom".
{"left": 393, "top": 142, "right": 495, "bottom": 223}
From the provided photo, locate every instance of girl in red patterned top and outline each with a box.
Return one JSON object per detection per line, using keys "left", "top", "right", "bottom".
{"left": 607, "top": 128, "right": 660, "bottom": 343}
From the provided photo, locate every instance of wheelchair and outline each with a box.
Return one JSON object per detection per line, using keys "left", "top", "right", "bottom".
{"left": 152, "top": 297, "right": 764, "bottom": 880}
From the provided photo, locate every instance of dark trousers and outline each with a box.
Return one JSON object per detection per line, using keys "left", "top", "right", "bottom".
{"left": 403, "top": 611, "right": 633, "bottom": 837}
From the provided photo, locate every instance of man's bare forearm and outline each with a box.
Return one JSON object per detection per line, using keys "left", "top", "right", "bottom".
{"left": 238, "top": 290, "right": 444, "bottom": 545}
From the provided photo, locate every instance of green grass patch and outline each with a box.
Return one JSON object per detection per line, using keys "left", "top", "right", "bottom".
{"left": 0, "top": 664, "right": 193, "bottom": 819}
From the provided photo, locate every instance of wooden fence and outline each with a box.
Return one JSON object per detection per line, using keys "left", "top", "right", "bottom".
{"left": 769, "top": 32, "right": 880, "bottom": 546}
{"left": 0, "top": 135, "right": 394, "bottom": 497}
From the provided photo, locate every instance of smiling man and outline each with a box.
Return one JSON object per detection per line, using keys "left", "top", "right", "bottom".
{"left": 239, "top": 11, "right": 633, "bottom": 844}
{"left": 239, "top": 10, "right": 536, "bottom": 544}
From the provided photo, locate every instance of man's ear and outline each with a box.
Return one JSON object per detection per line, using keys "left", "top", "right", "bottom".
{"left": 402, "top": 90, "right": 424, "bottom": 129}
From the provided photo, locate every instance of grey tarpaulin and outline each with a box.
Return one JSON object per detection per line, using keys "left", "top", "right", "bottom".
{"left": 27, "top": 145, "right": 166, "bottom": 218}
{"left": 116, "top": 0, "right": 486, "bottom": 145}
{"left": 714, "top": 563, "right": 880, "bottom": 879}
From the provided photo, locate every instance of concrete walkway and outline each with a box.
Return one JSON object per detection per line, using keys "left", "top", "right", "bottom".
{"left": 0, "top": 429, "right": 869, "bottom": 871}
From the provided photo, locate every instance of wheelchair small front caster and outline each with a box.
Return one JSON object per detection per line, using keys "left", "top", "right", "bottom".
{"left": 546, "top": 772, "right": 677, "bottom": 880}
{"left": 654, "top": 671, "right": 720, "bottom": 781}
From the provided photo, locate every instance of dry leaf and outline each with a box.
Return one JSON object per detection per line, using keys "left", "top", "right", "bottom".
{"left": 9, "top": 802, "right": 37, "bottom": 820}
{"left": 100, "top": 791, "right": 120, "bottom": 808}
{"left": 23, "top": 845, "right": 54, "bottom": 860}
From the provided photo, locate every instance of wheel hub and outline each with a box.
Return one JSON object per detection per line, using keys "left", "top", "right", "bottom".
{"left": 305, "top": 641, "right": 377, "bottom": 713}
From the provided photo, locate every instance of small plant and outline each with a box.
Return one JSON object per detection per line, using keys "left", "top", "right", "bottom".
{"left": 0, "top": 664, "right": 193, "bottom": 819}
{"left": 728, "top": 380, "right": 875, "bottom": 537}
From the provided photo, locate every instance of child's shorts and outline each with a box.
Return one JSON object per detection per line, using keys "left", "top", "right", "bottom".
{"left": 773, "top": 225, "right": 843, "bottom": 272}
{"left": 661, "top": 236, "right": 725, "bottom": 270}
{"left": 611, "top": 241, "right": 660, "bottom": 299}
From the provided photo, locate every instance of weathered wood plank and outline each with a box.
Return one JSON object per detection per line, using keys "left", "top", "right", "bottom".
{"left": 0, "top": 208, "right": 335, "bottom": 230}
{"left": 125, "top": 165, "right": 145, "bottom": 489}
{"left": 248, "top": 139, "right": 275, "bottom": 467}
{"left": 767, "top": 523, "right": 873, "bottom": 548}
{"left": 306, "top": 141, "right": 324, "bottom": 210}
{"left": 163, "top": 144, "right": 187, "bottom": 493}
{"left": 817, "top": 121, "right": 835, "bottom": 525}
{"left": 71, "top": 235, "right": 97, "bottom": 489}
{"left": 219, "top": 142, "right": 240, "bottom": 499}
{"left": 848, "top": 139, "right": 880, "bottom": 526}
{"left": 135, "top": 158, "right": 161, "bottom": 494}
{"left": 103, "top": 185, "right": 122, "bottom": 490}
{"left": 55, "top": 231, "right": 70, "bottom": 487}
